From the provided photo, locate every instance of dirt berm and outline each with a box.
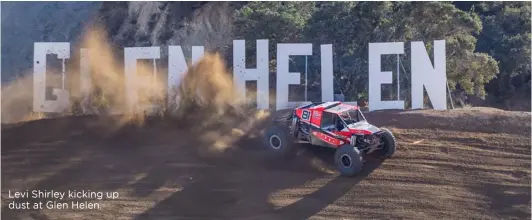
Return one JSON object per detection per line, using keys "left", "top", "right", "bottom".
{"left": 1, "top": 107, "right": 530, "bottom": 220}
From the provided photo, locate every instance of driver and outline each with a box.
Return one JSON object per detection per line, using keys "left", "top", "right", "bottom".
{"left": 339, "top": 112, "right": 350, "bottom": 121}
{"left": 336, "top": 113, "right": 350, "bottom": 131}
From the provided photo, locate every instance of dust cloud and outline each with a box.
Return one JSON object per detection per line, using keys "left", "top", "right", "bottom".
{"left": 1, "top": 25, "right": 272, "bottom": 153}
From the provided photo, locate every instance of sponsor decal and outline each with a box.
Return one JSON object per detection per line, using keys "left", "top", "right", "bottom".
{"left": 312, "top": 111, "right": 321, "bottom": 120}
{"left": 312, "top": 131, "right": 341, "bottom": 146}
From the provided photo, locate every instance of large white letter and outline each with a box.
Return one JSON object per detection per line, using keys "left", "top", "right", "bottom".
{"left": 33, "top": 42, "right": 70, "bottom": 113}
{"left": 321, "top": 44, "right": 334, "bottom": 102}
{"left": 167, "top": 46, "right": 205, "bottom": 106}
{"left": 368, "top": 42, "right": 405, "bottom": 111}
{"left": 124, "top": 47, "right": 161, "bottom": 111}
{"left": 276, "top": 43, "right": 312, "bottom": 110}
{"left": 233, "top": 40, "right": 269, "bottom": 109}
{"left": 411, "top": 40, "right": 447, "bottom": 110}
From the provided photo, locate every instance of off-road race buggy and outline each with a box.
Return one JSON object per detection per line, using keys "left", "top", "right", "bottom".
{"left": 263, "top": 101, "right": 397, "bottom": 176}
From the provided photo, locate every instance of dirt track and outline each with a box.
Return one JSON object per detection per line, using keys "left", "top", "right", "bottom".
{"left": 2, "top": 108, "right": 531, "bottom": 220}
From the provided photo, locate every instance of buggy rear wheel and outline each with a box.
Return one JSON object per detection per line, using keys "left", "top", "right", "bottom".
{"left": 334, "top": 144, "right": 364, "bottom": 176}
{"left": 263, "top": 125, "right": 295, "bottom": 156}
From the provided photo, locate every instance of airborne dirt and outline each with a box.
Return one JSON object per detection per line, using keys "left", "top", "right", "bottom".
{"left": 1, "top": 107, "right": 530, "bottom": 220}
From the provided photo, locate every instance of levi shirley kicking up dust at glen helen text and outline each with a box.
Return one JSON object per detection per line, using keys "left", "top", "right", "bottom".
{"left": 7, "top": 190, "right": 119, "bottom": 210}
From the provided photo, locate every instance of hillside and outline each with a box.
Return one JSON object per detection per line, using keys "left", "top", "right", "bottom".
{"left": 1, "top": 2, "right": 530, "bottom": 111}
{"left": 2, "top": 108, "right": 530, "bottom": 219}
{"left": 1, "top": 2, "right": 101, "bottom": 82}
{"left": 0, "top": 2, "right": 234, "bottom": 83}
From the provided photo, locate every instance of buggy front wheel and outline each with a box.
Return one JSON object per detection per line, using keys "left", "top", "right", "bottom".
{"left": 378, "top": 128, "right": 396, "bottom": 158}
{"left": 334, "top": 144, "right": 364, "bottom": 176}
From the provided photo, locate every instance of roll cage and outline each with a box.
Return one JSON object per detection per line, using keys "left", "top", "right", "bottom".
{"left": 320, "top": 108, "right": 367, "bottom": 132}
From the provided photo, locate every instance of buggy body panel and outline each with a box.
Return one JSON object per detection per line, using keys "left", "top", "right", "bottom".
{"left": 288, "top": 101, "right": 384, "bottom": 149}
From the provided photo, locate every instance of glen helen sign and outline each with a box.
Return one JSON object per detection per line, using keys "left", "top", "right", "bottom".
{"left": 32, "top": 39, "right": 447, "bottom": 113}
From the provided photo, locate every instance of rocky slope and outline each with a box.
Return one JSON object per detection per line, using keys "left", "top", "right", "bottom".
{"left": 1, "top": 2, "right": 235, "bottom": 83}
{"left": 1, "top": 2, "right": 101, "bottom": 82}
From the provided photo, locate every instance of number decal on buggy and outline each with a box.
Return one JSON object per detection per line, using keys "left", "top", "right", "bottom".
{"left": 301, "top": 110, "right": 311, "bottom": 121}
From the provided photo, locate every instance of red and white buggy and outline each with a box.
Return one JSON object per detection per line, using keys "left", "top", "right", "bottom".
{"left": 263, "top": 101, "right": 397, "bottom": 176}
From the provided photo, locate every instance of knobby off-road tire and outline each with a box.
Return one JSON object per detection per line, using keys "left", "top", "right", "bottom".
{"left": 263, "top": 125, "right": 296, "bottom": 157}
{"left": 334, "top": 144, "right": 364, "bottom": 176}
{"left": 379, "top": 128, "right": 396, "bottom": 158}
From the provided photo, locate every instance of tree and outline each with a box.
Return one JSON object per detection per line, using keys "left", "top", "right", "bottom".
{"left": 234, "top": 2, "right": 316, "bottom": 98}
{"left": 305, "top": 2, "right": 396, "bottom": 101}
{"left": 473, "top": 2, "right": 531, "bottom": 103}
{"left": 234, "top": 2, "right": 316, "bottom": 67}
{"left": 305, "top": 2, "right": 499, "bottom": 104}
{"left": 233, "top": 2, "right": 520, "bottom": 107}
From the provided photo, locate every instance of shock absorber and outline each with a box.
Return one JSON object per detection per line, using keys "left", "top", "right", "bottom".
{"left": 350, "top": 135, "right": 357, "bottom": 146}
